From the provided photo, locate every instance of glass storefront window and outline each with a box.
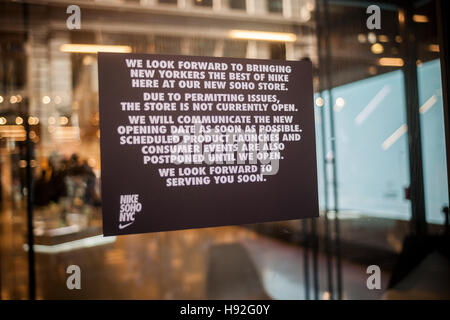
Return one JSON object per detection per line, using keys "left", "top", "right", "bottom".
{"left": 0, "top": 0, "right": 448, "bottom": 301}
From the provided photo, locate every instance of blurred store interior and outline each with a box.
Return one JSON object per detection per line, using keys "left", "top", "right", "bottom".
{"left": 0, "top": 0, "right": 449, "bottom": 299}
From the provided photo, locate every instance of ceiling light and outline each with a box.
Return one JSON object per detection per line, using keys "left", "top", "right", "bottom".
{"left": 378, "top": 35, "right": 389, "bottom": 43}
{"left": 378, "top": 57, "right": 404, "bottom": 67}
{"left": 428, "top": 44, "right": 439, "bottom": 52}
{"left": 413, "top": 15, "right": 428, "bottom": 23}
{"left": 229, "top": 30, "right": 297, "bottom": 42}
{"left": 371, "top": 43, "right": 384, "bottom": 54}
{"left": 60, "top": 44, "right": 132, "bottom": 53}
{"left": 367, "top": 32, "right": 377, "bottom": 44}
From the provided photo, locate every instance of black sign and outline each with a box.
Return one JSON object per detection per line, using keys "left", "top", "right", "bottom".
{"left": 98, "top": 53, "right": 318, "bottom": 236}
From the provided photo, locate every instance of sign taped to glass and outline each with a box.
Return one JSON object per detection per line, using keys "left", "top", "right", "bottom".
{"left": 98, "top": 53, "right": 318, "bottom": 236}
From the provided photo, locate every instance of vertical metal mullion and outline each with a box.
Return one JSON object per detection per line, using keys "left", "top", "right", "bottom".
{"left": 25, "top": 104, "right": 36, "bottom": 301}
{"left": 400, "top": 4, "right": 427, "bottom": 237}
{"left": 316, "top": 0, "right": 334, "bottom": 300}
{"left": 323, "top": 0, "right": 343, "bottom": 300}
{"left": 316, "top": 0, "right": 334, "bottom": 299}
{"left": 302, "top": 220, "right": 310, "bottom": 300}
{"left": 322, "top": 106, "right": 334, "bottom": 300}
{"left": 311, "top": 217, "right": 319, "bottom": 299}
{"left": 22, "top": 1, "right": 36, "bottom": 300}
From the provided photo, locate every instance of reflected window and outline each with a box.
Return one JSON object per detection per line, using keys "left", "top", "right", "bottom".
{"left": 194, "top": 0, "right": 213, "bottom": 7}
{"left": 153, "top": 36, "right": 182, "bottom": 55}
{"left": 268, "top": 0, "right": 283, "bottom": 13}
{"left": 223, "top": 40, "right": 247, "bottom": 58}
{"left": 159, "top": 0, "right": 177, "bottom": 4}
{"left": 229, "top": 0, "right": 246, "bottom": 10}
{"left": 190, "top": 38, "right": 216, "bottom": 56}
{"left": 270, "top": 43, "right": 286, "bottom": 60}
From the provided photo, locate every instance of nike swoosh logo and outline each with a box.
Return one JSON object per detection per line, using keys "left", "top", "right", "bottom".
{"left": 118, "top": 222, "right": 133, "bottom": 229}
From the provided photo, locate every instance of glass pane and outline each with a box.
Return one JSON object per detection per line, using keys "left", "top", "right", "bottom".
{"left": 332, "top": 70, "right": 410, "bottom": 219}
{"left": 312, "top": 2, "right": 411, "bottom": 299}
{"left": 0, "top": 0, "right": 448, "bottom": 301}
{"left": 418, "top": 60, "right": 449, "bottom": 225}
{"left": 414, "top": 0, "right": 449, "bottom": 226}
